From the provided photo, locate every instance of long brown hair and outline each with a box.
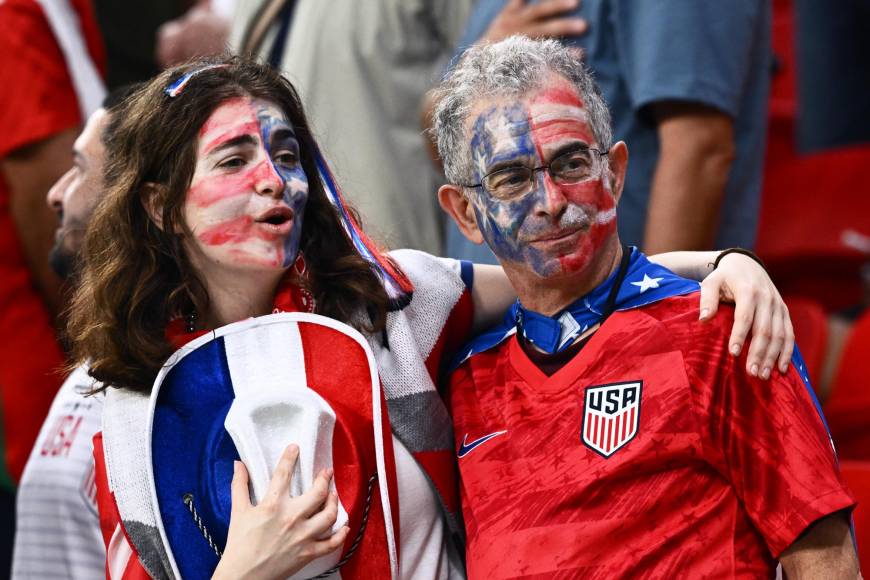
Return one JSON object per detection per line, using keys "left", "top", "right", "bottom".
{"left": 68, "top": 56, "right": 390, "bottom": 392}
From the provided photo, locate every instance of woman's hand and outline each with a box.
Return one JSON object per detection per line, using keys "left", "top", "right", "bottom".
{"left": 698, "top": 253, "right": 795, "bottom": 379}
{"left": 212, "top": 444, "right": 349, "bottom": 580}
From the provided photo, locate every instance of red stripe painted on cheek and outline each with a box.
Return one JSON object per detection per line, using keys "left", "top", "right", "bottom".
{"left": 197, "top": 215, "right": 255, "bottom": 245}
{"left": 198, "top": 214, "right": 292, "bottom": 246}
{"left": 188, "top": 174, "right": 251, "bottom": 208}
{"left": 560, "top": 179, "right": 615, "bottom": 207}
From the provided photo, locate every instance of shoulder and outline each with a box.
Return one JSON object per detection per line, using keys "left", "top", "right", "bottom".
{"left": 607, "top": 293, "right": 735, "bottom": 378}
{"left": 389, "top": 249, "right": 464, "bottom": 285}
{"left": 448, "top": 336, "right": 512, "bottom": 392}
{"left": 633, "top": 292, "right": 734, "bottom": 345}
{"left": 388, "top": 249, "right": 470, "bottom": 305}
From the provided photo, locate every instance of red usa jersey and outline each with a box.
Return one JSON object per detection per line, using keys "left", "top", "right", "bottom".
{"left": 448, "top": 293, "right": 854, "bottom": 579}
{"left": 0, "top": 0, "right": 104, "bottom": 483}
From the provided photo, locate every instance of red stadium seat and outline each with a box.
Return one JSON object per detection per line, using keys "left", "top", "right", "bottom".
{"left": 757, "top": 0, "right": 870, "bottom": 312}
{"left": 840, "top": 461, "right": 870, "bottom": 572}
{"left": 783, "top": 296, "right": 828, "bottom": 387}
{"left": 824, "top": 311, "right": 870, "bottom": 460}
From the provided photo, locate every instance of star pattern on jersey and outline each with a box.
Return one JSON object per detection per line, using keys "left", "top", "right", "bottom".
{"left": 631, "top": 274, "right": 664, "bottom": 293}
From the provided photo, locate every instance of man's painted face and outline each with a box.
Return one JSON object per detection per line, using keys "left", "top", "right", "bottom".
{"left": 467, "top": 79, "right": 617, "bottom": 278}
{"left": 184, "top": 97, "right": 309, "bottom": 272}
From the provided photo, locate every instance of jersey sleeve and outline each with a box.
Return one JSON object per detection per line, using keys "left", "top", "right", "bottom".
{"left": 685, "top": 326, "right": 856, "bottom": 557}
{"left": 389, "top": 250, "right": 475, "bottom": 365}
{"left": 613, "top": 0, "right": 764, "bottom": 117}
{"left": 0, "top": 0, "right": 82, "bottom": 157}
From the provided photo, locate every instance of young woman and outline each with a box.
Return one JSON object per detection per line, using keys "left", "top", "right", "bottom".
{"left": 68, "top": 57, "right": 793, "bottom": 579}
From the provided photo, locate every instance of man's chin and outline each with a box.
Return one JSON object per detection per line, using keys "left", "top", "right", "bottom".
{"left": 48, "top": 244, "right": 77, "bottom": 280}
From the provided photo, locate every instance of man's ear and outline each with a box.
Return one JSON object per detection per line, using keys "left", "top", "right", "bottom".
{"left": 438, "top": 184, "right": 485, "bottom": 244}
{"left": 606, "top": 141, "right": 628, "bottom": 203}
{"left": 140, "top": 182, "right": 167, "bottom": 231}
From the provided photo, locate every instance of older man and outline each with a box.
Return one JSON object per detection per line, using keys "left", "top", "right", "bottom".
{"left": 434, "top": 37, "right": 858, "bottom": 578}
{"left": 11, "top": 86, "right": 134, "bottom": 580}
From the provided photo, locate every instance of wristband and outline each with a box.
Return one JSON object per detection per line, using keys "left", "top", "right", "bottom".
{"left": 712, "top": 248, "right": 767, "bottom": 272}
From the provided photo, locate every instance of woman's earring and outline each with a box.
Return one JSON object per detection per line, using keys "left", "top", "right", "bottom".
{"left": 291, "top": 252, "right": 315, "bottom": 313}
{"left": 185, "top": 310, "right": 197, "bottom": 333}
{"left": 293, "top": 252, "right": 307, "bottom": 278}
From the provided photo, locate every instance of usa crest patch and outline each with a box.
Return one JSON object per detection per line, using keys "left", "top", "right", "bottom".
{"left": 581, "top": 381, "right": 642, "bottom": 457}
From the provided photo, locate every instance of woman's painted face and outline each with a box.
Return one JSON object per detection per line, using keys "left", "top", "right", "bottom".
{"left": 183, "top": 97, "right": 309, "bottom": 273}
{"left": 467, "top": 77, "right": 617, "bottom": 279}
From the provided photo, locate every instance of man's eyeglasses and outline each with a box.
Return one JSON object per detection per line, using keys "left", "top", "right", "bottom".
{"left": 463, "top": 148, "right": 609, "bottom": 202}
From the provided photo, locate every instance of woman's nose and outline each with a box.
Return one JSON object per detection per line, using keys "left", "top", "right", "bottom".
{"left": 253, "top": 158, "right": 285, "bottom": 198}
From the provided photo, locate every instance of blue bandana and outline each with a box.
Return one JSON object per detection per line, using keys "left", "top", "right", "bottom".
{"left": 451, "top": 248, "right": 700, "bottom": 368}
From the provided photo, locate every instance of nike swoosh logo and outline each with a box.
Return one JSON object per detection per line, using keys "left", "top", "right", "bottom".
{"left": 457, "top": 430, "right": 507, "bottom": 458}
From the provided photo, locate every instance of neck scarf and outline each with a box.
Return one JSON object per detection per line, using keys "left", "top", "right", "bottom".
{"left": 452, "top": 248, "right": 701, "bottom": 367}
{"left": 515, "top": 247, "right": 700, "bottom": 354}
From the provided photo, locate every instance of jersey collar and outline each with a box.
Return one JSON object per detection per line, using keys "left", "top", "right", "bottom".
{"left": 451, "top": 248, "right": 700, "bottom": 367}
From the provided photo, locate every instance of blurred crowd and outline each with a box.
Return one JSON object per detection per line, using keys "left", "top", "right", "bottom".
{"left": 0, "top": 0, "right": 868, "bottom": 576}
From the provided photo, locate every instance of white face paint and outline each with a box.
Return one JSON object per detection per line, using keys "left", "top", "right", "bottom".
{"left": 467, "top": 77, "right": 617, "bottom": 281}
{"left": 183, "top": 97, "right": 309, "bottom": 276}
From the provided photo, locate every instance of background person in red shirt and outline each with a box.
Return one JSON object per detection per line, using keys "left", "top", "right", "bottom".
{"left": 0, "top": 0, "right": 105, "bottom": 571}
{"left": 434, "top": 36, "right": 859, "bottom": 578}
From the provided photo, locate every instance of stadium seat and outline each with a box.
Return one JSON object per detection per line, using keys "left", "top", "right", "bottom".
{"left": 824, "top": 311, "right": 870, "bottom": 460}
{"left": 756, "top": 0, "right": 870, "bottom": 312}
{"left": 783, "top": 296, "right": 828, "bottom": 387}
{"left": 840, "top": 461, "right": 870, "bottom": 572}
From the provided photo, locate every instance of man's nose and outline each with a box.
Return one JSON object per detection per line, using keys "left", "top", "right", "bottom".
{"left": 253, "top": 157, "right": 286, "bottom": 199}
{"left": 533, "top": 171, "right": 568, "bottom": 218}
{"left": 46, "top": 168, "right": 75, "bottom": 212}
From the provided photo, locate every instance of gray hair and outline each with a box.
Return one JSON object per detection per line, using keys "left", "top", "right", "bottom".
{"left": 432, "top": 35, "right": 613, "bottom": 185}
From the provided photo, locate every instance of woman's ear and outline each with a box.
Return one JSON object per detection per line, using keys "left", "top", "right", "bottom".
{"left": 140, "top": 182, "right": 167, "bottom": 231}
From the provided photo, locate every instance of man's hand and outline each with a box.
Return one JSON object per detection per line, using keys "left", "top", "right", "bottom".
{"left": 779, "top": 511, "right": 861, "bottom": 579}
{"left": 482, "top": 0, "right": 588, "bottom": 43}
{"left": 698, "top": 252, "right": 794, "bottom": 379}
{"left": 155, "top": 2, "right": 230, "bottom": 69}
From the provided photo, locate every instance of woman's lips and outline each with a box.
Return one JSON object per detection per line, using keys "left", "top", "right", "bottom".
{"left": 254, "top": 206, "right": 294, "bottom": 235}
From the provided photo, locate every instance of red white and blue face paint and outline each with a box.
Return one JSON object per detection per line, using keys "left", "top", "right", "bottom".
{"left": 467, "top": 79, "right": 617, "bottom": 278}
{"left": 184, "top": 97, "right": 308, "bottom": 272}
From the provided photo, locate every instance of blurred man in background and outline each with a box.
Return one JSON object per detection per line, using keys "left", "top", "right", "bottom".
{"left": 10, "top": 86, "right": 133, "bottom": 579}
{"left": 0, "top": 0, "right": 105, "bottom": 570}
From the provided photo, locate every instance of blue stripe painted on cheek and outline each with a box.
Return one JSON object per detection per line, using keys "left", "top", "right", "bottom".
{"left": 469, "top": 103, "right": 554, "bottom": 274}
{"left": 256, "top": 106, "right": 309, "bottom": 268}
{"left": 282, "top": 166, "right": 308, "bottom": 268}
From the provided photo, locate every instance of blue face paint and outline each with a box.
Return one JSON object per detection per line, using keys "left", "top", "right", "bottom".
{"left": 466, "top": 94, "right": 617, "bottom": 279}
{"left": 187, "top": 98, "right": 311, "bottom": 273}
{"left": 468, "top": 103, "right": 557, "bottom": 273}
{"left": 256, "top": 105, "right": 309, "bottom": 267}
